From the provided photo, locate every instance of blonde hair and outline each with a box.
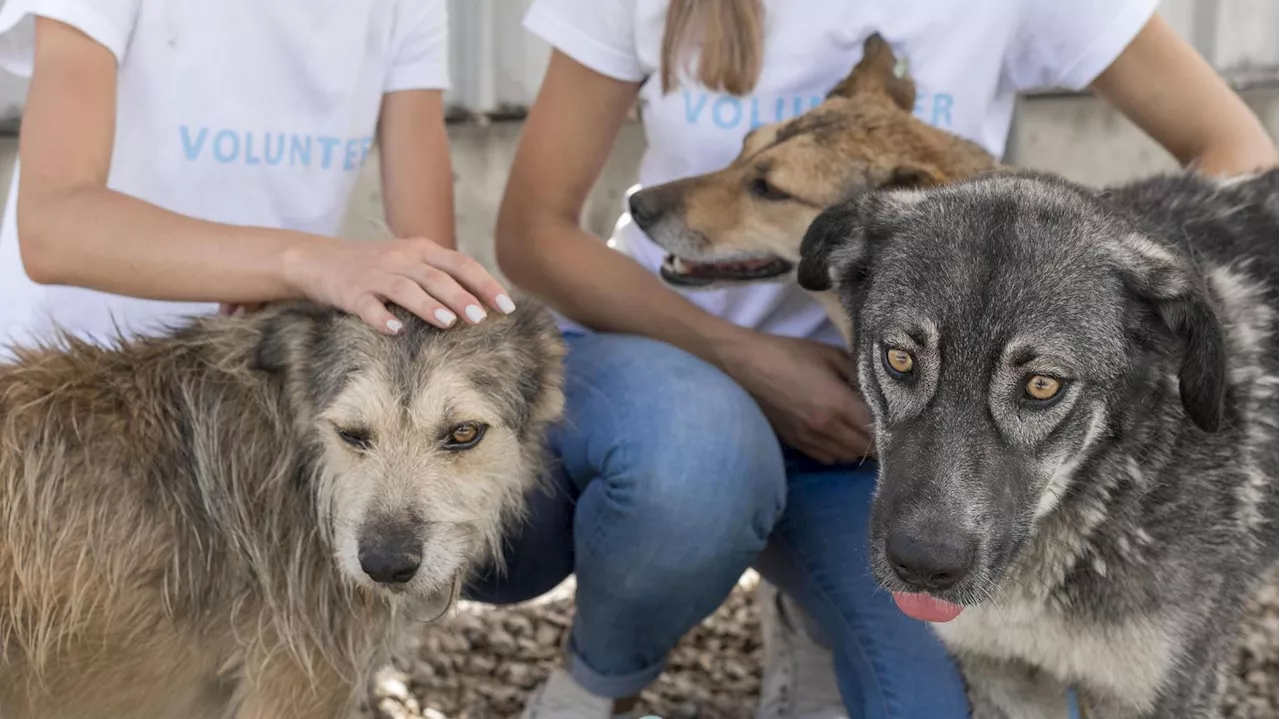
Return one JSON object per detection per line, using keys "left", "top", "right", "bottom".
{"left": 660, "top": 0, "right": 765, "bottom": 96}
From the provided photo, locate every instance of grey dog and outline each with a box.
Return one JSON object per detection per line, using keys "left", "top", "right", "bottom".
{"left": 795, "top": 166, "right": 1278, "bottom": 718}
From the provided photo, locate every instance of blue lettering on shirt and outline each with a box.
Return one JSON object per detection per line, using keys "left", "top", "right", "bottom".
{"left": 212, "top": 130, "right": 239, "bottom": 163}
{"left": 178, "top": 126, "right": 374, "bottom": 172}
{"left": 681, "top": 88, "right": 956, "bottom": 131}
{"left": 179, "top": 126, "right": 207, "bottom": 160}
{"left": 290, "top": 135, "right": 312, "bottom": 167}
{"left": 344, "top": 137, "right": 374, "bottom": 171}
{"left": 264, "top": 133, "right": 286, "bottom": 166}
{"left": 317, "top": 136, "right": 342, "bottom": 170}
{"left": 244, "top": 133, "right": 261, "bottom": 166}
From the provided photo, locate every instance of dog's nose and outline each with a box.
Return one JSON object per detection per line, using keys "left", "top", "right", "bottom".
{"left": 628, "top": 192, "right": 661, "bottom": 228}
{"left": 358, "top": 547, "right": 422, "bottom": 585}
{"left": 886, "top": 529, "right": 975, "bottom": 591}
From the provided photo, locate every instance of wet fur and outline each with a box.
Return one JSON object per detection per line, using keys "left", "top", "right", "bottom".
{"left": 0, "top": 301, "right": 566, "bottom": 719}
{"left": 628, "top": 33, "right": 998, "bottom": 345}
{"left": 798, "top": 167, "right": 1279, "bottom": 718}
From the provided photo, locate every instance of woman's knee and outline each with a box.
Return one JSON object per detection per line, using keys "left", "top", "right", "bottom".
{"left": 558, "top": 333, "right": 789, "bottom": 565}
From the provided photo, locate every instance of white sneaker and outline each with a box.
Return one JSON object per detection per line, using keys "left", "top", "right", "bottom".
{"left": 520, "top": 668, "right": 637, "bottom": 719}
{"left": 755, "top": 581, "right": 849, "bottom": 719}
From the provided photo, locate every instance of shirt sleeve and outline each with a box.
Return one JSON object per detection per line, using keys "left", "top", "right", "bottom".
{"left": 0, "top": 0, "right": 140, "bottom": 76}
{"left": 1004, "top": 0, "right": 1160, "bottom": 91}
{"left": 523, "top": 0, "right": 645, "bottom": 82}
{"left": 385, "top": 0, "right": 451, "bottom": 93}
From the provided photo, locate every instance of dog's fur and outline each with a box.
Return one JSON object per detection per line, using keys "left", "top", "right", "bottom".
{"left": 797, "top": 166, "right": 1279, "bottom": 718}
{"left": 628, "top": 33, "right": 998, "bottom": 344}
{"left": 0, "top": 301, "right": 566, "bottom": 719}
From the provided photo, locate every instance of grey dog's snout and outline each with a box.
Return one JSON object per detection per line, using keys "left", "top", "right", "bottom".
{"left": 358, "top": 520, "right": 424, "bottom": 585}
{"left": 886, "top": 524, "right": 977, "bottom": 592}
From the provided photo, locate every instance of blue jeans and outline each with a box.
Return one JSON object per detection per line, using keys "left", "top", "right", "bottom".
{"left": 465, "top": 332, "right": 970, "bottom": 717}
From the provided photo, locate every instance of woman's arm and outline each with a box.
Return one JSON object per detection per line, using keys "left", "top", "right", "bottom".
{"left": 378, "top": 89, "right": 457, "bottom": 249}
{"left": 19, "top": 17, "right": 508, "bottom": 332}
{"left": 1089, "top": 14, "right": 1277, "bottom": 176}
{"left": 495, "top": 50, "right": 873, "bottom": 462}
{"left": 495, "top": 50, "right": 747, "bottom": 365}
{"left": 18, "top": 17, "right": 308, "bottom": 303}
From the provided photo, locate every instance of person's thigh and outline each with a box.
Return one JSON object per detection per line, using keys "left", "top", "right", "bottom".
{"left": 466, "top": 333, "right": 788, "bottom": 655}
{"left": 547, "top": 332, "right": 788, "bottom": 692}
{"left": 755, "top": 454, "right": 971, "bottom": 718}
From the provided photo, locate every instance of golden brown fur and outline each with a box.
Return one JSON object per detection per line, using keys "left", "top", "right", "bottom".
{"left": 0, "top": 301, "right": 566, "bottom": 719}
{"left": 629, "top": 33, "right": 1001, "bottom": 344}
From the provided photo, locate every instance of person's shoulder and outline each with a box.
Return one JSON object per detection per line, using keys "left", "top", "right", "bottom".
{"left": 0, "top": 0, "right": 143, "bottom": 78}
{"left": 382, "top": 0, "right": 451, "bottom": 93}
{"left": 1003, "top": 0, "right": 1159, "bottom": 90}
{"left": 523, "top": 0, "right": 646, "bottom": 83}
{"left": 0, "top": 0, "right": 141, "bottom": 76}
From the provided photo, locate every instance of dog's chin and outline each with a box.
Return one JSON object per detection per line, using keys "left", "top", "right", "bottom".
{"left": 659, "top": 253, "right": 794, "bottom": 289}
{"left": 355, "top": 570, "right": 462, "bottom": 622}
{"left": 400, "top": 573, "right": 463, "bottom": 623}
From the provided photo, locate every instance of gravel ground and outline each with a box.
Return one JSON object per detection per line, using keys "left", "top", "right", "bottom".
{"left": 365, "top": 568, "right": 1279, "bottom": 719}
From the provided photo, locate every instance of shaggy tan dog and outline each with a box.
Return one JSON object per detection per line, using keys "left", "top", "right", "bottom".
{"left": 0, "top": 301, "right": 566, "bottom": 719}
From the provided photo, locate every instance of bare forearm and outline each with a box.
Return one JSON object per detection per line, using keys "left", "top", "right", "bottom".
{"left": 383, "top": 145, "right": 456, "bottom": 248}
{"left": 1191, "top": 125, "right": 1277, "bottom": 176}
{"left": 1090, "top": 14, "right": 1278, "bottom": 177}
{"left": 378, "top": 90, "right": 457, "bottom": 249}
{"left": 493, "top": 52, "right": 750, "bottom": 365}
{"left": 497, "top": 222, "right": 748, "bottom": 368}
{"left": 18, "top": 186, "right": 326, "bottom": 303}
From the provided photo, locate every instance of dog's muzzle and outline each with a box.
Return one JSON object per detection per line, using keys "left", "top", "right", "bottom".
{"left": 359, "top": 544, "right": 422, "bottom": 585}
{"left": 358, "top": 519, "right": 426, "bottom": 586}
{"left": 659, "top": 254, "right": 794, "bottom": 287}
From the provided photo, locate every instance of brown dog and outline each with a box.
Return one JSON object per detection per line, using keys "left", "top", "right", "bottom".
{"left": 627, "top": 33, "right": 999, "bottom": 344}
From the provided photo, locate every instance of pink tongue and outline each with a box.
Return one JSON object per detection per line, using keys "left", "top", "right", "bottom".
{"left": 892, "top": 592, "right": 965, "bottom": 622}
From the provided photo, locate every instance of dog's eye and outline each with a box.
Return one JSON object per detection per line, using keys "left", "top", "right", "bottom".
{"left": 335, "top": 427, "right": 372, "bottom": 451}
{"left": 883, "top": 347, "right": 914, "bottom": 377}
{"left": 1024, "top": 375, "right": 1062, "bottom": 402}
{"left": 444, "top": 422, "right": 488, "bottom": 451}
{"left": 749, "top": 177, "right": 791, "bottom": 202}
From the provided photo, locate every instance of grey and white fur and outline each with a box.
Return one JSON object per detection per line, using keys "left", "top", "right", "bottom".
{"left": 796, "top": 166, "right": 1279, "bottom": 718}
{"left": 0, "top": 300, "right": 566, "bottom": 719}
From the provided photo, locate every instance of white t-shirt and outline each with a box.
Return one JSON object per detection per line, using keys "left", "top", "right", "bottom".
{"left": 524, "top": 0, "right": 1159, "bottom": 346}
{"left": 0, "top": 0, "right": 449, "bottom": 354}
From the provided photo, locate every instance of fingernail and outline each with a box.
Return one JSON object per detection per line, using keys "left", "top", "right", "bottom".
{"left": 465, "top": 305, "right": 487, "bottom": 323}
{"left": 232, "top": 306, "right": 246, "bottom": 318}
{"left": 495, "top": 294, "right": 516, "bottom": 314}
{"left": 435, "top": 308, "right": 458, "bottom": 327}
{"left": 386, "top": 319, "right": 403, "bottom": 334}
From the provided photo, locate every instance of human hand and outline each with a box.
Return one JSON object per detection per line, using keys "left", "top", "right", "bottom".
{"left": 280, "top": 237, "right": 515, "bottom": 335}
{"left": 719, "top": 332, "right": 875, "bottom": 464}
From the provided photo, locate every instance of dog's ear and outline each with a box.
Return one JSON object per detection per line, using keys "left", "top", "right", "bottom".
{"left": 827, "top": 32, "right": 915, "bottom": 112}
{"left": 1112, "top": 233, "right": 1227, "bottom": 433}
{"left": 254, "top": 303, "right": 333, "bottom": 376}
{"left": 886, "top": 162, "right": 947, "bottom": 189}
{"left": 797, "top": 193, "right": 884, "bottom": 292}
